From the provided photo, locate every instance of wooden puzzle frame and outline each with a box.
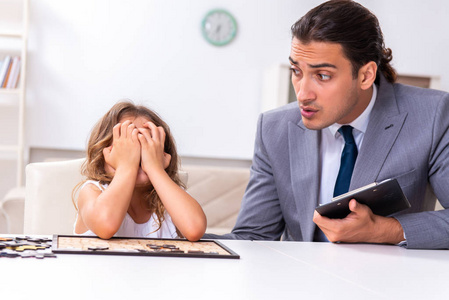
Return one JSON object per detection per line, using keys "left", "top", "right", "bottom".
{"left": 52, "top": 235, "right": 240, "bottom": 259}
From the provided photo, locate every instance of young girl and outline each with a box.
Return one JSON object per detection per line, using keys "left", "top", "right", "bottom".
{"left": 73, "top": 101, "right": 207, "bottom": 241}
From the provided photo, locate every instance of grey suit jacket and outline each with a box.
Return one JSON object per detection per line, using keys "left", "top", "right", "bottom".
{"left": 205, "top": 75, "right": 449, "bottom": 249}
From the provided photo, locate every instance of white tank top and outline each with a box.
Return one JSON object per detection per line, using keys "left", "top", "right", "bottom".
{"left": 74, "top": 180, "right": 178, "bottom": 238}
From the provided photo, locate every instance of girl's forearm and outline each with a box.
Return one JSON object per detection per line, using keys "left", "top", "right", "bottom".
{"left": 86, "top": 166, "right": 138, "bottom": 238}
{"left": 148, "top": 168, "right": 207, "bottom": 241}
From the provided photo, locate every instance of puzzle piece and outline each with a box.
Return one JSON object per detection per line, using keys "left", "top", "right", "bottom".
{"left": 13, "top": 245, "right": 48, "bottom": 252}
{"left": 35, "top": 253, "right": 57, "bottom": 259}
{"left": 26, "top": 237, "right": 52, "bottom": 243}
{"left": 88, "top": 246, "right": 109, "bottom": 251}
{"left": 4, "top": 242, "right": 29, "bottom": 247}
{"left": 0, "top": 251, "right": 21, "bottom": 258}
{"left": 14, "top": 236, "right": 32, "bottom": 241}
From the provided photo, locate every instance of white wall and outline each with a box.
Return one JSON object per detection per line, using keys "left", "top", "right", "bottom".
{"left": 23, "top": 0, "right": 449, "bottom": 161}
{"left": 26, "top": 0, "right": 321, "bottom": 160}
{"left": 364, "top": 0, "right": 449, "bottom": 88}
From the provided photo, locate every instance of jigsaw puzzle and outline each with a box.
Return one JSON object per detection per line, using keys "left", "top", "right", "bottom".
{"left": 52, "top": 235, "right": 240, "bottom": 259}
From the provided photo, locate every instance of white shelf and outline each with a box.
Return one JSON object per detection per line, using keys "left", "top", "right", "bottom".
{"left": 0, "top": 145, "right": 19, "bottom": 152}
{"left": 0, "top": 31, "right": 23, "bottom": 38}
{"left": 0, "top": 88, "right": 21, "bottom": 95}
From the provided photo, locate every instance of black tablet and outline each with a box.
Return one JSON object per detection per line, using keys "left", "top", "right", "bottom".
{"left": 316, "top": 178, "right": 411, "bottom": 219}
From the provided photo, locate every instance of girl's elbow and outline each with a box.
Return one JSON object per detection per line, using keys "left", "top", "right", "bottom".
{"left": 183, "top": 220, "right": 207, "bottom": 241}
{"left": 183, "top": 230, "right": 205, "bottom": 242}
{"left": 96, "top": 230, "right": 115, "bottom": 240}
{"left": 93, "top": 225, "right": 118, "bottom": 239}
{"left": 91, "top": 218, "right": 121, "bottom": 239}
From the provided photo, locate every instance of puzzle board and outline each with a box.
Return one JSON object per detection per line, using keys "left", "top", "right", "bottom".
{"left": 52, "top": 235, "right": 239, "bottom": 259}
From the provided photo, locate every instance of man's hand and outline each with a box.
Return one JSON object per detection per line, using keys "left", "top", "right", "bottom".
{"left": 313, "top": 199, "right": 405, "bottom": 244}
{"left": 138, "top": 121, "right": 172, "bottom": 175}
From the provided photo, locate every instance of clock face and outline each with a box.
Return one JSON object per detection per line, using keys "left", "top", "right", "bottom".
{"left": 201, "top": 9, "right": 237, "bottom": 46}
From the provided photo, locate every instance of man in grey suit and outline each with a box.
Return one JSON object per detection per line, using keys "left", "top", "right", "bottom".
{"left": 205, "top": 0, "right": 449, "bottom": 249}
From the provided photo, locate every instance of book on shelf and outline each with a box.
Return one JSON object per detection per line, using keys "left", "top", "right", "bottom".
{"left": 0, "top": 56, "right": 21, "bottom": 89}
{"left": 0, "top": 55, "right": 11, "bottom": 87}
{"left": 7, "top": 57, "right": 21, "bottom": 88}
{"left": 2, "top": 58, "right": 13, "bottom": 88}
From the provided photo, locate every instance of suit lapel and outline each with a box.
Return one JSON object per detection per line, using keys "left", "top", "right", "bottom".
{"left": 289, "top": 121, "right": 320, "bottom": 241}
{"left": 350, "top": 77, "right": 408, "bottom": 188}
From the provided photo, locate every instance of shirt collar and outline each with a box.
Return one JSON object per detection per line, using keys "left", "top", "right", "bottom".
{"left": 328, "top": 84, "right": 377, "bottom": 137}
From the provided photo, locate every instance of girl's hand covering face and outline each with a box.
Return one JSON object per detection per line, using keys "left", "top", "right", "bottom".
{"left": 138, "top": 121, "right": 172, "bottom": 172}
{"left": 103, "top": 120, "right": 141, "bottom": 171}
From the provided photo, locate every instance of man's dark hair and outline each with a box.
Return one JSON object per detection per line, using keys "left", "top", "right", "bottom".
{"left": 291, "top": 0, "right": 396, "bottom": 84}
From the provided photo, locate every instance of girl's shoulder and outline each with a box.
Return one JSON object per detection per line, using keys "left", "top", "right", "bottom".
{"left": 81, "top": 180, "right": 108, "bottom": 192}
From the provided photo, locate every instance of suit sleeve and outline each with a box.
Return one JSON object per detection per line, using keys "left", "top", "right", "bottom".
{"left": 203, "top": 113, "right": 286, "bottom": 240}
{"left": 395, "top": 93, "right": 449, "bottom": 249}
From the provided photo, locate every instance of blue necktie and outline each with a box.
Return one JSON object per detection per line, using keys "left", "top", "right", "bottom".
{"left": 333, "top": 125, "right": 358, "bottom": 197}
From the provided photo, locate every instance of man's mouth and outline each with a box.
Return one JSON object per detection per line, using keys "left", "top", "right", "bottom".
{"left": 300, "top": 106, "right": 318, "bottom": 118}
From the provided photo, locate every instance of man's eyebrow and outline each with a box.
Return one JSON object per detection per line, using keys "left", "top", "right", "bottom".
{"left": 289, "top": 57, "right": 337, "bottom": 69}
{"left": 289, "top": 57, "right": 298, "bottom": 65}
{"left": 308, "top": 63, "right": 337, "bottom": 69}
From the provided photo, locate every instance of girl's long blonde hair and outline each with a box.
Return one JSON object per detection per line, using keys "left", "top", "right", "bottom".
{"left": 73, "top": 100, "right": 184, "bottom": 234}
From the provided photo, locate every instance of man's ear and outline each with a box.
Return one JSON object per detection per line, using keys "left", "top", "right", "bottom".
{"left": 358, "top": 61, "right": 377, "bottom": 90}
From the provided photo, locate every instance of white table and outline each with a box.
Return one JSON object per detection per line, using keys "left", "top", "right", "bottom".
{"left": 255, "top": 241, "right": 449, "bottom": 299}
{"left": 1, "top": 238, "right": 447, "bottom": 299}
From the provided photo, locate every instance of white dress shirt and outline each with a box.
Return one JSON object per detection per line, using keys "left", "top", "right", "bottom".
{"left": 319, "top": 84, "right": 378, "bottom": 206}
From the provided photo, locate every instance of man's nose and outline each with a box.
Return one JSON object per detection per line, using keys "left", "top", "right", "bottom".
{"left": 295, "top": 77, "right": 315, "bottom": 103}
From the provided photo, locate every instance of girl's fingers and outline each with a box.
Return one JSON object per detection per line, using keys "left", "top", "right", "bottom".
{"left": 146, "top": 122, "right": 160, "bottom": 141}
{"left": 132, "top": 128, "right": 140, "bottom": 143}
{"left": 137, "top": 133, "right": 146, "bottom": 145}
{"left": 120, "top": 120, "right": 132, "bottom": 138}
{"left": 158, "top": 126, "right": 166, "bottom": 145}
{"left": 126, "top": 122, "right": 136, "bottom": 139}
{"left": 112, "top": 123, "right": 121, "bottom": 141}
{"left": 146, "top": 122, "right": 166, "bottom": 148}
{"left": 137, "top": 127, "right": 152, "bottom": 143}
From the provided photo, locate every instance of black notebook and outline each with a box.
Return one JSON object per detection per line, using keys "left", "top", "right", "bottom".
{"left": 316, "top": 178, "right": 411, "bottom": 219}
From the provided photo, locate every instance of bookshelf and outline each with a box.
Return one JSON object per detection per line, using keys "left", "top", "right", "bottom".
{"left": 0, "top": 0, "right": 28, "bottom": 187}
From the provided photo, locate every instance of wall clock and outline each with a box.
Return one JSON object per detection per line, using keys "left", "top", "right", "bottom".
{"left": 201, "top": 9, "right": 237, "bottom": 46}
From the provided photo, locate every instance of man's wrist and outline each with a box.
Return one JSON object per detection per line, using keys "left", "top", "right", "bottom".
{"left": 372, "top": 216, "right": 405, "bottom": 244}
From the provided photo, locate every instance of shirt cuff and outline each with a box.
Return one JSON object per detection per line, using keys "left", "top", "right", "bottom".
{"left": 397, "top": 232, "right": 407, "bottom": 247}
